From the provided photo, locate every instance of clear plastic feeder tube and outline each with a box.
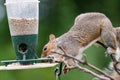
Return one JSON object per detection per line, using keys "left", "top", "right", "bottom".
{"left": 5, "top": 0, "right": 39, "bottom": 36}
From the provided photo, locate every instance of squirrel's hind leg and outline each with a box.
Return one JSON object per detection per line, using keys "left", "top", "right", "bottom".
{"left": 101, "top": 28, "right": 117, "bottom": 55}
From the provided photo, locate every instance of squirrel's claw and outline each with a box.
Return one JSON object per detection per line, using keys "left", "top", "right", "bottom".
{"left": 63, "top": 65, "right": 70, "bottom": 74}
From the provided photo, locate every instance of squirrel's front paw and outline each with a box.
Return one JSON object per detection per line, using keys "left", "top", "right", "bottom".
{"left": 63, "top": 65, "right": 70, "bottom": 74}
{"left": 105, "top": 47, "right": 115, "bottom": 56}
{"left": 63, "top": 60, "right": 77, "bottom": 74}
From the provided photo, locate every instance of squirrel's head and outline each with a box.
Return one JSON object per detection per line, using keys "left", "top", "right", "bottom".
{"left": 41, "top": 34, "right": 55, "bottom": 58}
{"left": 41, "top": 34, "right": 64, "bottom": 62}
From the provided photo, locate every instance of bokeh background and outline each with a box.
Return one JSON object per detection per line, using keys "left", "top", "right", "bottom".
{"left": 0, "top": 0, "right": 120, "bottom": 80}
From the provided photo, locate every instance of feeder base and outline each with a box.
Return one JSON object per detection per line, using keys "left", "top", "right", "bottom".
{"left": 0, "top": 63, "right": 58, "bottom": 70}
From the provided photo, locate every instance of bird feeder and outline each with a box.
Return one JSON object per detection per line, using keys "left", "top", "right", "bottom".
{"left": 0, "top": 0, "right": 58, "bottom": 70}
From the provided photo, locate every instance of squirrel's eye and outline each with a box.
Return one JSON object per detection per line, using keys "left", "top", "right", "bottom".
{"left": 43, "top": 46, "right": 47, "bottom": 51}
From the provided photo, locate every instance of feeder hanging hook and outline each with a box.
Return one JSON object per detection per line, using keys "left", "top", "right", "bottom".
{"left": 54, "top": 62, "right": 63, "bottom": 80}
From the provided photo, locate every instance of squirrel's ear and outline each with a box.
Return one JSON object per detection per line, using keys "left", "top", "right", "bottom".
{"left": 49, "top": 34, "right": 56, "bottom": 42}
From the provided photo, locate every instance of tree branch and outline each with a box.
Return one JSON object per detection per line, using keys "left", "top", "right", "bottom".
{"left": 52, "top": 51, "right": 114, "bottom": 80}
{"left": 57, "top": 46, "right": 114, "bottom": 80}
{"left": 75, "top": 65, "right": 110, "bottom": 80}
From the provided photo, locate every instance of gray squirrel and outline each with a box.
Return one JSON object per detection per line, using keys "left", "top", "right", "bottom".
{"left": 41, "top": 12, "right": 120, "bottom": 79}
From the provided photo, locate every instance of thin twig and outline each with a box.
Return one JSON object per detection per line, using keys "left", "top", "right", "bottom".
{"left": 53, "top": 52, "right": 114, "bottom": 80}
{"left": 57, "top": 46, "right": 114, "bottom": 80}
{"left": 75, "top": 65, "right": 110, "bottom": 80}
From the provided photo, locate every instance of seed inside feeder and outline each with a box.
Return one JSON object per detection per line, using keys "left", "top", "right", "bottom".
{"left": 9, "top": 18, "right": 38, "bottom": 36}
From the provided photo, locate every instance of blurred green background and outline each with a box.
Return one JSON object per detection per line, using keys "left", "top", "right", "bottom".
{"left": 0, "top": 0, "right": 120, "bottom": 80}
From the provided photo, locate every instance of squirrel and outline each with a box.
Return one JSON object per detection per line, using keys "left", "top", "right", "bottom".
{"left": 40, "top": 12, "right": 120, "bottom": 72}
